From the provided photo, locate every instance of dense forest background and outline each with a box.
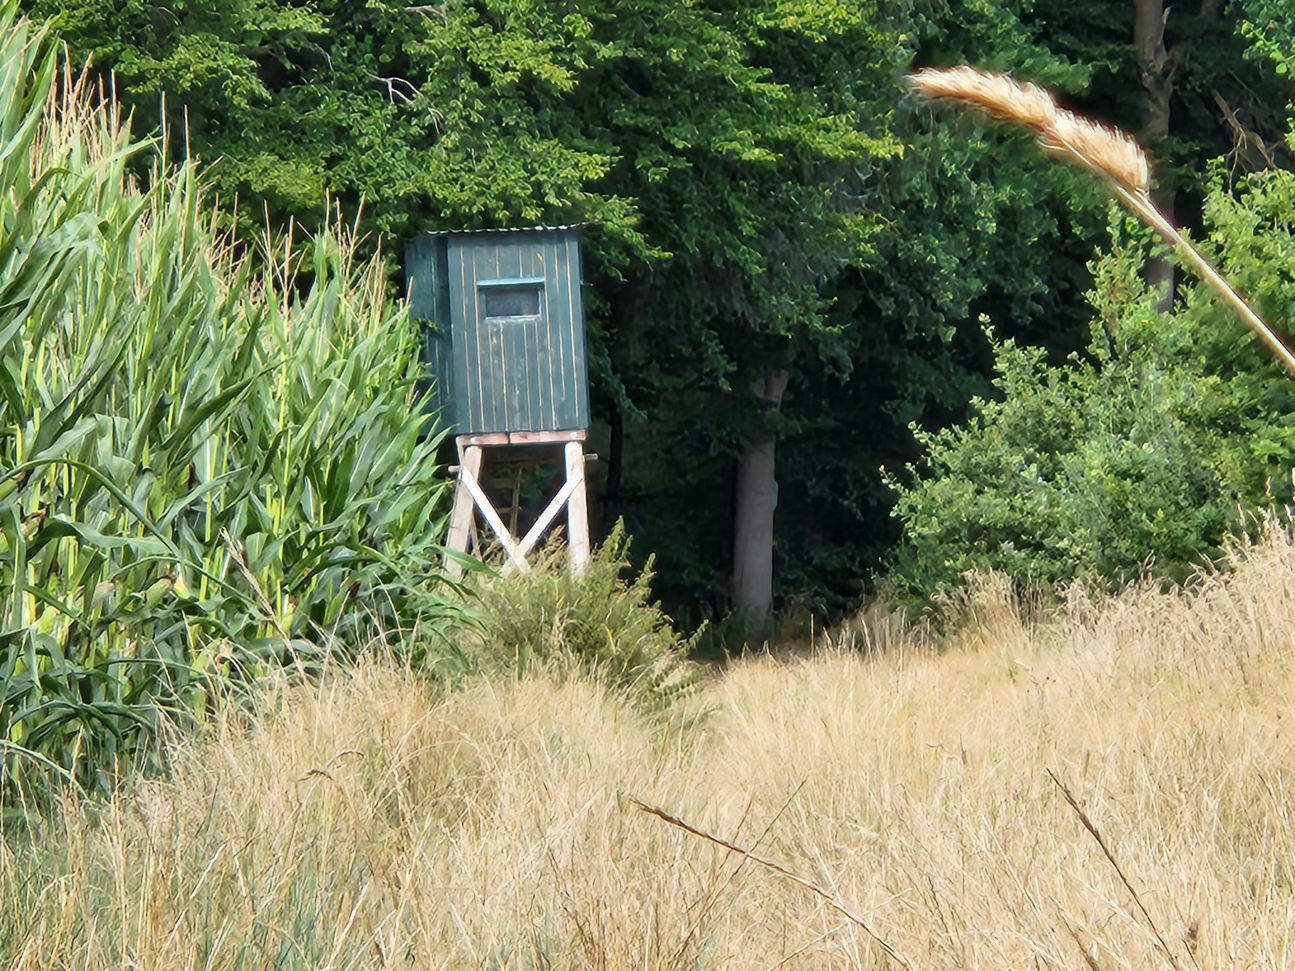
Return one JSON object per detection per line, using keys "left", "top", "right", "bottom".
{"left": 24, "top": 0, "right": 1295, "bottom": 635}
{"left": 12, "top": 2, "right": 1295, "bottom": 952}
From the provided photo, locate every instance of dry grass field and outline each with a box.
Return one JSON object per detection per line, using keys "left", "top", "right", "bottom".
{"left": 5, "top": 531, "right": 1295, "bottom": 969}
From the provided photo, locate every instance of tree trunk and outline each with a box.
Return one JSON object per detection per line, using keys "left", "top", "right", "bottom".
{"left": 1133, "top": 0, "right": 1176, "bottom": 310}
{"left": 731, "top": 369, "right": 789, "bottom": 647}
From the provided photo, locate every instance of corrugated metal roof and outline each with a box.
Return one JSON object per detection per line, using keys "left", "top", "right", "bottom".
{"left": 422, "top": 224, "right": 585, "bottom": 237}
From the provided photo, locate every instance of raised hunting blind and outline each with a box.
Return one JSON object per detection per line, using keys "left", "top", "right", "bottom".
{"left": 405, "top": 226, "right": 591, "bottom": 576}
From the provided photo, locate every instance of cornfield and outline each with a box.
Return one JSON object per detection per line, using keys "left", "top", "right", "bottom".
{"left": 0, "top": 9, "right": 455, "bottom": 798}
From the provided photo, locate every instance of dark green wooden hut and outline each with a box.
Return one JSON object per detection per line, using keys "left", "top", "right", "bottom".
{"left": 405, "top": 226, "right": 589, "bottom": 436}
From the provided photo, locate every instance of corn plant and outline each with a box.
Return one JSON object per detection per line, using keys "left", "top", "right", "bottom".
{"left": 0, "top": 8, "right": 456, "bottom": 798}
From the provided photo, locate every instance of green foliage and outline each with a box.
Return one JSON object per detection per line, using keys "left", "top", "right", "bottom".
{"left": 27, "top": 0, "right": 1295, "bottom": 624}
{"left": 25, "top": 0, "right": 903, "bottom": 254}
{"left": 1, "top": 13, "right": 455, "bottom": 798}
{"left": 1032, "top": 0, "right": 1292, "bottom": 192}
{"left": 28, "top": 0, "right": 918, "bottom": 617}
{"left": 448, "top": 526, "right": 701, "bottom": 711}
{"left": 1240, "top": 0, "right": 1295, "bottom": 83}
{"left": 756, "top": 0, "right": 1111, "bottom": 615}
{"left": 887, "top": 215, "right": 1295, "bottom": 596}
{"left": 877, "top": 1, "right": 1295, "bottom": 602}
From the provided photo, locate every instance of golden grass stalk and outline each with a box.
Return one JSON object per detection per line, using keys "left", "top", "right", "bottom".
{"left": 909, "top": 65, "right": 1295, "bottom": 378}
{"left": 630, "top": 794, "right": 911, "bottom": 968}
{"left": 909, "top": 66, "right": 1149, "bottom": 194}
{"left": 9, "top": 522, "right": 1295, "bottom": 966}
{"left": 1048, "top": 768, "right": 1187, "bottom": 971}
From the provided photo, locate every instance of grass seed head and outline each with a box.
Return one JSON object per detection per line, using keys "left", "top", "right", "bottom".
{"left": 1043, "top": 111, "right": 1151, "bottom": 196}
{"left": 908, "top": 66, "right": 1058, "bottom": 132}
{"left": 909, "top": 65, "right": 1151, "bottom": 196}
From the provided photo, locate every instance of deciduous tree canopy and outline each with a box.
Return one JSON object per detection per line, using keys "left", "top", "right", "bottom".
{"left": 24, "top": 0, "right": 1295, "bottom": 624}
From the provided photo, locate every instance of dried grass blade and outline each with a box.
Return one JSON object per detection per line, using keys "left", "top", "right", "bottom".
{"left": 1047, "top": 768, "right": 1185, "bottom": 971}
{"left": 630, "top": 795, "right": 911, "bottom": 969}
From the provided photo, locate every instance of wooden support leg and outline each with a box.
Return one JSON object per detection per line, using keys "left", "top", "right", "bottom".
{"left": 444, "top": 444, "right": 482, "bottom": 580}
{"left": 564, "top": 440, "right": 591, "bottom": 574}
{"left": 517, "top": 476, "right": 578, "bottom": 560}
{"left": 459, "top": 460, "right": 531, "bottom": 574}
{"left": 447, "top": 436, "right": 591, "bottom": 579}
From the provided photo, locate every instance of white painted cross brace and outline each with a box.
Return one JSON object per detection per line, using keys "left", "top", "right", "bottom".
{"left": 517, "top": 476, "right": 579, "bottom": 562}
{"left": 457, "top": 460, "right": 532, "bottom": 573}
{"left": 443, "top": 438, "right": 591, "bottom": 578}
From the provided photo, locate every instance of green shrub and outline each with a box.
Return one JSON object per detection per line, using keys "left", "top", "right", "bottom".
{"left": 446, "top": 525, "right": 702, "bottom": 711}
{"left": 886, "top": 213, "right": 1295, "bottom": 597}
{"left": 1, "top": 12, "right": 457, "bottom": 797}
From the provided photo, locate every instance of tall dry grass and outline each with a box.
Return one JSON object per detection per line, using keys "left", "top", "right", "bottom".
{"left": 5, "top": 528, "right": 1295, "bottom": 968}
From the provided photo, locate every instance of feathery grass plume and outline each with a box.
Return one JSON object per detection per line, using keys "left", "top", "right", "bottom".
{"left": 909, "top": 65, "right": 1295, "bottom": 377}
{"left": 908, "top": 66, "right": 1149, "bottom": 195}
{"left": 1041, "top": 111, "right": 1151, "bottom": 198}
{"left": 907, "top": 66, "right": 1058, "bottom": 135}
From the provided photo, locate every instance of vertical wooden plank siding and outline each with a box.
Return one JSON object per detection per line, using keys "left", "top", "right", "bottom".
{"left": 475, "top": 242, "right": 495, "bottom": 431}
{"left": 467, "top": 241, "right": 484, "bottom": 432}
{"left": 512, "top": 243, "right": 524, "bottom": 430}
{"left": 404, "top": 237, "right": 454, "bottom": 420}
{"left": 566, "top": 233, "right": 590, "bottom": 426}
{"left": 431, "top": 240, "right": 454, "bottom": 421}
{"left": 510, "top": 242, "right": 530, "bottom": 429}
{"left": 520, "top": 242, "right": 541, "bottom": 430}
{"left": 453, "top": 236, "right": 478, "bottom": 433}
{"left": 549, "top": 236, "right": 573, "bottom": 428}
{"left": 537, "top": 242, "right": 559, "bottom": 429}
{"left": 407, "top": 228, "right": 590, "bottom": 435}
{"left": 509, "top": 243, "right": 524, "bottom": 429}
{"left": 469, "top": 240, "right": 497, "bottom": 432}
{"left": 404, "top": 236, "right": 435, "bottom": 403}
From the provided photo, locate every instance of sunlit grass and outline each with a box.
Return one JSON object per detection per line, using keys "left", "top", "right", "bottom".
{"left": 5, "top": 525, "right": 1295, "bottom": 968}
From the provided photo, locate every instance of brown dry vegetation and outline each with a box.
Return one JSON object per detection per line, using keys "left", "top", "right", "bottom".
{"left": 5, "top": 531, "right": 1295, "bottom": 969}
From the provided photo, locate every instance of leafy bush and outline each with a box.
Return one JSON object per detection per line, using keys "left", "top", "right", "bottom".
{"left": 1, "top": 13, "right": 456, "bottom": 796}
{"left": 446, "top": 526, "right": 701, "bottom": 711}
{"left": 887, "top": 211, "right": 1295, "bottom": 597}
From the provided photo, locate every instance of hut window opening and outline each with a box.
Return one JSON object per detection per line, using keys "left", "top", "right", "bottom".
{"left": 480, "top": 279, "right": 543, "bottom": 321}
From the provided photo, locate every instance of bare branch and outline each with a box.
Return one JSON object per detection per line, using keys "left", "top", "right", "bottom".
{"left": 370, "top": 74, "right": 421, "bottom": 105}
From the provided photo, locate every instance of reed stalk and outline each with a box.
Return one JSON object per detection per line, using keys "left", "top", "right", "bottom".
{"left": 909, "top": 66, "right": 1295, "bottom": 378}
